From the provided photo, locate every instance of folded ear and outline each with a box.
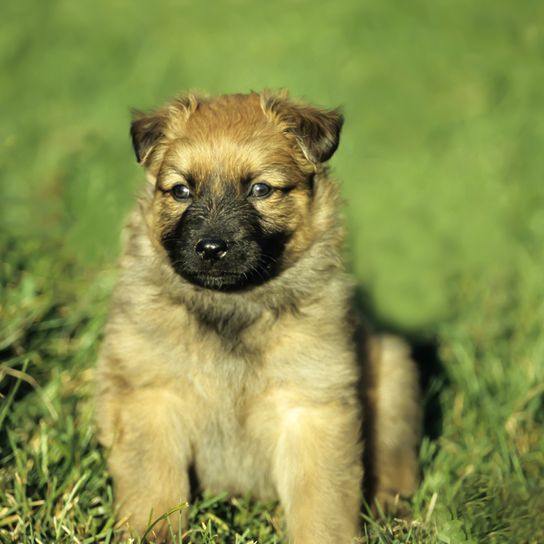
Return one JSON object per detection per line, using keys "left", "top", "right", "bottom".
{"left": 261, "top": 92, "right": 344, "bottom": 164}
{"left": 129, "top": 94, "right": 199, "bottom": 167}
{"left": 130, "top": 110, "right": 167, "bottom": 165}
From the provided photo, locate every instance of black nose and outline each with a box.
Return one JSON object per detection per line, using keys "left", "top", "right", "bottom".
{"left": 195, "top": 238, "right": 228, "bottom": 260}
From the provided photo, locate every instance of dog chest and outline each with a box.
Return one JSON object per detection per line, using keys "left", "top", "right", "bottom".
{"left": 191, "top": 397, "right": 277, "bottom": 501}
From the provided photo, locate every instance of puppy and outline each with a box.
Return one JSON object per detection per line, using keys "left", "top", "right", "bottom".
{"left": 96, "top": 91, "right": 421, "bottom": 543}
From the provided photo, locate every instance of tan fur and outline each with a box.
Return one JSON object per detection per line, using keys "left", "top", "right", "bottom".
{"left": 363, "top": 335, "right": 422, "bottom": 515}
{"left": 96, "top": 91, "right": 421, "bottom": 543}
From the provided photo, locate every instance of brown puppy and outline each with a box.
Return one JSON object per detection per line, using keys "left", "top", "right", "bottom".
{"left": 96, "top": 91, "right": 421, "bottom": 543}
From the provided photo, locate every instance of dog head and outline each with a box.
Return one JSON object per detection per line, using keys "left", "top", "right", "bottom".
{"left": 130, "top": 91, "right": 343, "bottom": 291}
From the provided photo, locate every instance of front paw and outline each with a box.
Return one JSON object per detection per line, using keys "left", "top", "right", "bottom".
{"left": 116, "top": 502, "right": 189, "bottom": 543}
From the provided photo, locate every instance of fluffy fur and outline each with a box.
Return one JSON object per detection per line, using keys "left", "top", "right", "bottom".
{"left": 95, "top": 91, "right": 421, "bottom": 543}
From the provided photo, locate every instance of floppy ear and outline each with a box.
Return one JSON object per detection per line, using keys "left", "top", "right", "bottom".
{"left": 262, "top": 92, "right": 344, "bottom": 164}
{"left": 130, "top": 110, "right": 167, "bottom": 165}
{"left": 129, "top": 94, "right": 199, "bottom": 167}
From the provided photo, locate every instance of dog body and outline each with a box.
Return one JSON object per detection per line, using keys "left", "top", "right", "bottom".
{"left": 96, "top": 92, "right": 421, "bottom": 543}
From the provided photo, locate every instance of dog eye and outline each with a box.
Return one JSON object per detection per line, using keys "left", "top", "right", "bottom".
{"left": 249, "top": 182, "right": 272, "bottom": 199}
{"left": 171, "top": 184, "right": 191, "bottom": 201}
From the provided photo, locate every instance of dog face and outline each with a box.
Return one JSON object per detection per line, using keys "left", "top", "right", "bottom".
{"left": 130, "top": 92, "right": 343, "bottom": 291}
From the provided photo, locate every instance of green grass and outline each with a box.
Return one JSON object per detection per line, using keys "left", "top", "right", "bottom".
{"left": 1, "top": 0, "right": 544, "bottom": 542}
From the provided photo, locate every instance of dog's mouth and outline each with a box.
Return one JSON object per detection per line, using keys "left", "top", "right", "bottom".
{"left": 179, "top": 268, "right": 268, "bottom": 292}
{"left": 162, "top": 230, "right": 289, "bottom": 292}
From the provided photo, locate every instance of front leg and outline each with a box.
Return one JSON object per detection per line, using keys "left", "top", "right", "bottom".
{"left": 97, "top": 386, "right": 191, "bottom": 541}
{"left": 273, "top": 400, "right": 363, "bottom": 544}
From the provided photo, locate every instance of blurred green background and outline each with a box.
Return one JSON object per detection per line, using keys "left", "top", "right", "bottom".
{"left": 2, "top": 0, "right": 543, "bottom": 328}
{"left": 1, "top": 0, "right": 543, "bottom": 542}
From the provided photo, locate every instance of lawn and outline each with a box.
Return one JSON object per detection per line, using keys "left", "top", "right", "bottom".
{"left": 1, "top": 0, "right": 543, "bottom": 542}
